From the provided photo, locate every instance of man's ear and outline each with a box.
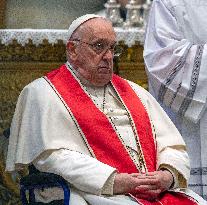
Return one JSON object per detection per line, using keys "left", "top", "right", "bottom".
{"left": 66, "top": 41, "right": 78, "bottom": 60}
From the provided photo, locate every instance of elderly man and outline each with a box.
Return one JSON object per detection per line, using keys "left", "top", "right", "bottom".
{"left": 6, "top": 14, "right": 206, "bottom": 204}
{"left": 144, "top": 0, "right": 207, "bottom": 198}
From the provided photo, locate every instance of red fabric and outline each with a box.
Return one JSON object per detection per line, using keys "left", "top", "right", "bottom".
{"left": 46, "top": 64, "right": 198, "bottom": 205}
{"left": 46, "top": 65, "right": 138, "bottom": 173}
{"left": 135, "top": 192, "right": 198, "bottom": 205}
{"left": 112, "top": 75, "right": 156, "bottom": 172}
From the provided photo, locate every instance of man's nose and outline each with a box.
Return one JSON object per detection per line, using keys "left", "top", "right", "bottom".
{"left": 102, "top": 48, "right": 114, "bottom": 60}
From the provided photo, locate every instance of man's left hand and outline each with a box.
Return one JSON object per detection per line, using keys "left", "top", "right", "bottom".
{"left": 131, "top": 170, "right": 174, "bottom": 201}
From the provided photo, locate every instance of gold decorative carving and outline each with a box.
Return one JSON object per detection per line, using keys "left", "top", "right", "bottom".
{"left": 117, "top": 41, "right": 148, "bottom": 89}
{"left": 0, "top": 39, "right": 66, "bottom": 62}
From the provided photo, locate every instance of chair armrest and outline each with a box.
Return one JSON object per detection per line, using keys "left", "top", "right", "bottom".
{"left": 20, "top": 172, "right": 67, "bottom": 187}
{"left": 20, "top": 172, "right": 70, "bottom": 205}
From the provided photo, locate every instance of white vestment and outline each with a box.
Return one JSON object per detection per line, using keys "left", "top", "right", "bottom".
{"left": 144, "top": 0, "right": 207, "bottom": 199}
{"left": 6, "top": 64, "right": 207, "bottom": 204}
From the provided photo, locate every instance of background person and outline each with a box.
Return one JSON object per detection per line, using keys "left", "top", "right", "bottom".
{"left": 144, "top": 0, "right": 207, "bottom": 198}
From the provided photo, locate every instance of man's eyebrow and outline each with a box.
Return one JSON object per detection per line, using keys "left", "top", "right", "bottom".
{"left": 92, "top": 38, "right": 117, "bottom": 43}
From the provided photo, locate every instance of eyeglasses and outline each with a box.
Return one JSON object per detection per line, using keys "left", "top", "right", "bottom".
{"left": 71, "top": 39, "right": 123, "bottom": 57}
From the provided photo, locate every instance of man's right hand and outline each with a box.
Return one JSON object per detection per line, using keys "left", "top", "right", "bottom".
{"left": 113, "top": 173, "right": 141, "bottom": 194}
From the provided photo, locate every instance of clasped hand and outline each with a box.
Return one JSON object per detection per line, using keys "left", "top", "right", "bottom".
{"left": 113, "top": 170, "right": 174, "bottom": 201}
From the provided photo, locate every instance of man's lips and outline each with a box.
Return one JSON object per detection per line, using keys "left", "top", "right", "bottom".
{"left": 98, "top": 66, "right": 111, "bottom": 73}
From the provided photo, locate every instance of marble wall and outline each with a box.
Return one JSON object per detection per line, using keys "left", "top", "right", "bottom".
{"left": 5, "top": 0, "right": 106, "bottom": 29}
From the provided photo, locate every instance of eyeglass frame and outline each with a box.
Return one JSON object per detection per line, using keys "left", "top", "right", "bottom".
{"left": 70, "top": 39, "right": 123, "bottom": 57}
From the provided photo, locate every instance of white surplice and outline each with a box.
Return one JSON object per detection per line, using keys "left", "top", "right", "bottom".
{"left": 144, "top": 0, "right": 207, "bottom": 198}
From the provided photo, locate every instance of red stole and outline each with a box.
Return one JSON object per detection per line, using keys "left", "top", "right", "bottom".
{"left": 45, "top": 64, "right": 198, "bottom": 205}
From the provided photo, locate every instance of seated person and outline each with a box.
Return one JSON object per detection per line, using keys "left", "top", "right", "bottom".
{"left": 6, "top": 14, "right": 207, "bottom": 205}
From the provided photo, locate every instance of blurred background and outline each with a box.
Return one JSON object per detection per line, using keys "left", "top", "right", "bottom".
{"left": 4, "top": 0, "right": 106, "bottom": 29}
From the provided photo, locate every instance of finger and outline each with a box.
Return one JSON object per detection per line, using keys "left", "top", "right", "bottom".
{"left": 131, "top": 173, "right": 153, "bottom": 178}
{"left": 130, "top": 173, "right": 142, "bottom": 177}
{"left": 134, "top": 173, "right": 159, "bottom": 180}
{"left": 134, "top": 189, "right": 162, "bottom": 199}
{"left": 130, "top": 172, "right": 158, "bottom": 178}
{"left": 144, "top": 171, "right": 159, "bottom": 176}
{"left": 134, "top": 177, "right": 159, "bottom": 186}
{"left": 135, "top": 184, "right": 158, "bottom": 191}
{"left": 133, "top": 175, "right": 156, "bottom": 181}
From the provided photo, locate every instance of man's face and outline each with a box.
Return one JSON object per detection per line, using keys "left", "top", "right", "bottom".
{"left": 71, "top": 18, "right": 116, "bottom": 86}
